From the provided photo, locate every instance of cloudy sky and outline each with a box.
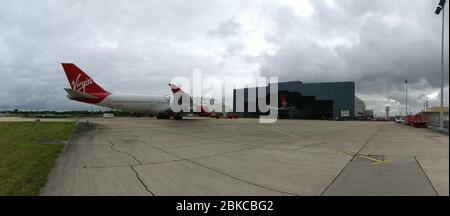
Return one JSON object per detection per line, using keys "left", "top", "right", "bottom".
{"left": 0, "top": 0, "right": 448, "bottom": 116}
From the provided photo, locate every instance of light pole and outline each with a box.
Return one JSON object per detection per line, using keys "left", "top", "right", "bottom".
{"left": 435, "top": 0, "right": 446, "bottom": 130}
{"left": 405, "top": 80, "right": 408, "bottom": 116}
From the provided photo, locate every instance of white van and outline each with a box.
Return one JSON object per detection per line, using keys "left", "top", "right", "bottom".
{"left": 102, "top": 113, "right": 114, "bottom": 118}
{"left": 394, "top": 117, "right": 405, "bottom": 124}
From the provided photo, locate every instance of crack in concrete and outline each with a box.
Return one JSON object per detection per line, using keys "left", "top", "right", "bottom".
{"left": 163, "top": 128, "right": 329, "bottom": 153}
{"left": 74, "top": 141, "right": 342, "bottom": 169}
{"left": 66, "top": 148, "right": 255, "bottom": 169}
{"left": 107, "top": 139, "right": 143, "bottom": 165}
{"left": 134, "top": 139, "right": 298, "bottom": 196}
{"left": 92, "top": 125, "right": 382, "bottom": 196}
{"left": 130, "top": 165, "right": 155, "bottom": 196}
{"left": 107, "top": 139, "right": 155, "bottom": 195}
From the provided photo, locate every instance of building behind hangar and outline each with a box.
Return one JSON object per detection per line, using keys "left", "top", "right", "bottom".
{"left": 233, "top": 81, "right": 363, "bottom": 119}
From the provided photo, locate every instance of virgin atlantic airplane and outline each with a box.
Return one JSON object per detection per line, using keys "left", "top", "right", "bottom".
{"left": 62, "top": 63, "right": 224, "bottom": 119}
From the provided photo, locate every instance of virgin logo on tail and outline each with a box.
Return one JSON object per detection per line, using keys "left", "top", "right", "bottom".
{"left": 281, "top": 95, "right": 288, "bottom": 108}
{"left": 71, "top": 74, "right": 93, "bottom": 92}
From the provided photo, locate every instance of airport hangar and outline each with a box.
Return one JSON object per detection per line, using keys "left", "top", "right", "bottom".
{"left": 233, "top": 81, "right": 366, "bottom": 120}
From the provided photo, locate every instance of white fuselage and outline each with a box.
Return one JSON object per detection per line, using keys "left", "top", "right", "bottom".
{"left": 97, "top": 93, "right": 171, "bottom": 114}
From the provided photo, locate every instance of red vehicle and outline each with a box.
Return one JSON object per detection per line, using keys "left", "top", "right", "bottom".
{"left": 406, "top": 114, "right": 428, "bottom": 128}
{"left": 405, "top": 115, "right": 414, "bottom": 126}
{"left": 225, "top": 113, "right": 239, "bottom": 119}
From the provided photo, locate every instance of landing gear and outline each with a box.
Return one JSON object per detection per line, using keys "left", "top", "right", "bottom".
{"left": 156, "top": 113, "right": 170, "bottom": 119}
{"left": 156, "top": 113, "right": 183, "bottom": 120}
{"left": 131, "top": 112, "right": 140, "bottom": 117}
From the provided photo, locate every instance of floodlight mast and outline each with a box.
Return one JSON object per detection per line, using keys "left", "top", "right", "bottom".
{"left": 405, "top": 80, "right": 408, "bottom": 116}
{"left": 435, "top": 0, "right": 446, "bottom": 130}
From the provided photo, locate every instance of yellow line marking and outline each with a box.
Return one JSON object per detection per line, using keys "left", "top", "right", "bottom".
{"left": 263, "top": 126, "right": 388, "bottom": 165}
{"left": 370, "top": 160, "right": 390, "bottom": 165}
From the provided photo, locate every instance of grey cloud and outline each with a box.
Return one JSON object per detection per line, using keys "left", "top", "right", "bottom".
{"left": 0, "top": 0, "right": 236, "bottom": 110}
{"left": 259, "top": 0, "right": 448, "bottom": 115}
{"left": 207, "top": 18, "right": 246, "bottom": 58}
{"left": 225, "top": 43, "right": 245, "bottom": 57}
{"left": 207, "top": 19, "right": 242, "bottom": 38}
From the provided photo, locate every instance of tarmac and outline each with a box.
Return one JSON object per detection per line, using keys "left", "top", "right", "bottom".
{"left": 31, "top": 117, "right": 449, "bottom": 196}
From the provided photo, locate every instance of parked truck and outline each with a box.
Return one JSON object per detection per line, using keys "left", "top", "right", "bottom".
{"left": 405, "top": 114, "right": 428, "bottom": 128}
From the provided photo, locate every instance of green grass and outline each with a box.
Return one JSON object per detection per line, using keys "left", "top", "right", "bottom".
{"left": 0, "top": 121, "right": 75, "bottom": 195}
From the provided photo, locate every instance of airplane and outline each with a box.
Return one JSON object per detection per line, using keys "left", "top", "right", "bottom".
{"left": 62, "top": 63, "right": 228, "bottom": 119}
{"left": 169, "top": 84, "right": 229, "bottom": 118}
{"left": 268, "top": 95, "right": 295, "bottom": 111}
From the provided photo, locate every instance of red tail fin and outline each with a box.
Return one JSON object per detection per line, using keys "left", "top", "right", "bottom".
{"left": 62, "top": 63, "right": 109, "bottom": 94}
{"left": 168, "top": 83, "right": 186, "bottom": 94}
{"left": 280, "top": 95, "right": 288, "bottom": 108}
